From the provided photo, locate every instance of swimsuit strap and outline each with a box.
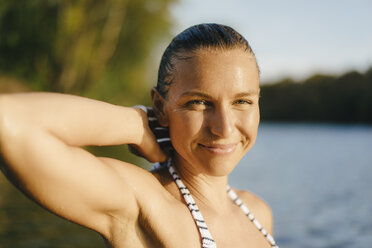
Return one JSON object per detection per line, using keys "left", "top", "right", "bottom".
{"left": 167, "top": 159, "right": 217, "bottom": 248}
{"left": 227, "top": 186, "right": 279, "bottom": 248}
{"left": 167, "top": 159, "right": 279, "bottom": 248}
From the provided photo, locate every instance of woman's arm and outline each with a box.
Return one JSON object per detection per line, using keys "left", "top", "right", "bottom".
{"left": 0, "top": 92, "right": 166, "bottom": 237}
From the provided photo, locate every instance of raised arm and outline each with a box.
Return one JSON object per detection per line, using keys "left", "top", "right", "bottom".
{"left": 0, "top": 92, "right": 166, "bottom": 237}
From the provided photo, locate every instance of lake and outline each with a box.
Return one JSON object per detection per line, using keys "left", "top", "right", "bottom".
{"left": 230, "top": 123, "right": 372, "bottom": 248}
{"left": 1, "top": 123, "right": 371, "bottom": 247}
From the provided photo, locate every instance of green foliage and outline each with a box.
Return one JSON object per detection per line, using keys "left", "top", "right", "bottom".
{"left": 0, "top": 0, "right": 177, "bottom": 106}
{"left": 260, "top": 68, "right": 372, "bottom": 123}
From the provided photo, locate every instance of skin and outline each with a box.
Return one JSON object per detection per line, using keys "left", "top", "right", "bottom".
{"left": 0, "top": 48, "right": 273, "bottom": 247}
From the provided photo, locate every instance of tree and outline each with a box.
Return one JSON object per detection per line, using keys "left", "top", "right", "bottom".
{"left": 0, "top": 0, "right": 177, "bottom": 105}
{"left": 260, "top": 68, "right": 372, "bottom": 124}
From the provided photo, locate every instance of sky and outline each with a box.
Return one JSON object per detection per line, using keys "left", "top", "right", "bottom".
{"left": 169, "top": 0, "right": 372, "bottom": 83}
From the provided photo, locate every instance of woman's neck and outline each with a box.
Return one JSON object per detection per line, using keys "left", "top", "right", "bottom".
{"left": 172, "top": 154, "right": 231, "bottom": 213}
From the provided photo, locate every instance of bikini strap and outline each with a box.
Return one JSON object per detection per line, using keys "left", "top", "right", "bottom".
{"left": 166, "top": 158, "right": 279, "bottom": 248}
{"left": 167, "top": 159, "right": 217, "bottom": 248}
{"left": 227, "top": 186, "right": 279, "bottom": 248}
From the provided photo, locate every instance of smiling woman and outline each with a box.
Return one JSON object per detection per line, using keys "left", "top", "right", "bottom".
{"left": 159, "top": 49, "right": 261, "bottom": 177}
{"left": 0, "top": 24, "right": 278, "bottom": 248}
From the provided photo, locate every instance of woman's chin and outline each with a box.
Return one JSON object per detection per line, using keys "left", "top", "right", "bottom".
{"left": 196, "top": 155, "right": 242, "bottom": 177}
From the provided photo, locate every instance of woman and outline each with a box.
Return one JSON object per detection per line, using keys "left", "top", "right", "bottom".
{"left": 0, "top": 24, "right": 278, "bottom": 247}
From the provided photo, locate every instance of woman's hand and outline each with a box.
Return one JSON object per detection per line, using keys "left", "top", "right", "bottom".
{"left": 129, "top": 106, "right": 172, "bottom": 163}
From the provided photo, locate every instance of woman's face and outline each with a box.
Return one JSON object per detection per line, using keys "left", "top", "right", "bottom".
{"left": 163, "top": 49, "right": 260, "bottom": 176}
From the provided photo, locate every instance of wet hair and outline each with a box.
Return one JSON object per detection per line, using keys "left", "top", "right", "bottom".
{"left": 156, "top": 23, "right": 258, "bottom": 98}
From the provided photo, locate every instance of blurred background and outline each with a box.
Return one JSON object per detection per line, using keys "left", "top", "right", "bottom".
{"left": 0, "top": 0, "right": 371, "bottom": 247}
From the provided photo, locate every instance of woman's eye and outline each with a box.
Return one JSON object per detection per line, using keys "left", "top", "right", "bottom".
{"left": 186, "top": 100, "right": 207, "bottom": 106}
{"left": 234, "top": 99, "right": 252, "bottom": 105}
{"left": 185, "top": 99, "right": 211, "bottom": 109}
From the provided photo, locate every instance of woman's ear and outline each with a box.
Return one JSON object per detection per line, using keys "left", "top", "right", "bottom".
{"left": 151, "top": 87, "right": 169, "bottom": 127}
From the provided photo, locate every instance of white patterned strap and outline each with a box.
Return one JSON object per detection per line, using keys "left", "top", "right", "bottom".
{"left": 167, "top": 161, "right": 217, "bottom": 248}
{"left": 227, "top": 186, "right": 279, "bottom": 248}
{"left": 166, "top": 158, "right": 279, "bottom": 248}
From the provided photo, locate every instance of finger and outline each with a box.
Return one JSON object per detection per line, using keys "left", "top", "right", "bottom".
{"left": 158, "top": 140, "right": 173, "bottom": 158}
{"left": 143, "top": 142, "right": 168, "bottom": 163}
{"left": 139, "top": 128, "right": 169, "bottom": 163}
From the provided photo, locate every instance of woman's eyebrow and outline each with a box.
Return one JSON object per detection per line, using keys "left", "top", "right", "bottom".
{"left": 180, "top": 89, "right": 260, "bottom": 99}
{"left": 234, "top": 90, "right": 260, "bottom": 98}
{"left": 180, "top": 91, "right": 212, "bottom": 99}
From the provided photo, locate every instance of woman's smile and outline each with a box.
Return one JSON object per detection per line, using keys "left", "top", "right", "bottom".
{"left": 198, "top": 142, "right": 238, "bottom": 155}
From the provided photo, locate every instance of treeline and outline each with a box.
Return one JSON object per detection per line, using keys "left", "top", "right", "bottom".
{"left": 260, "top": 68, "right": 372, "bottom": 124}
{"left": 0, "top": 0, "right": 177, "bottom": 105}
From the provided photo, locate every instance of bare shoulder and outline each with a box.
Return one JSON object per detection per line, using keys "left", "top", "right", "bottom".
{"left": 234, "top": 188, "right": 273, "bottom": 234}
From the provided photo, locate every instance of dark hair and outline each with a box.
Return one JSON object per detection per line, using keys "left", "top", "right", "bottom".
{"left": 156, "top": 23, "right": 258, "bottom": 98}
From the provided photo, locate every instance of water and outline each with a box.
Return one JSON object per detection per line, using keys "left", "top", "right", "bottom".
{"left": 229, "top": 123, "right": 372, "bottom": 248}
{"left": 1, "top": 123, "right": 371, "bottom": 247}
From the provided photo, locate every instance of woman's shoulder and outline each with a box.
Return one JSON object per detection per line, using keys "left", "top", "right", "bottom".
{"left": 234, "top": 188, "right": 274, "bottom": 234}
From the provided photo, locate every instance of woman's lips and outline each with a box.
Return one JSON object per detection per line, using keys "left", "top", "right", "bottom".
{"left": 199, "top": 143, "right": 237, "bottom": 155}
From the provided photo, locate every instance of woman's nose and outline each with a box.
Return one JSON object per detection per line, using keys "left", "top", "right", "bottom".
{"left": 208, "top": 106, "right": 234, "bottom": 138}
